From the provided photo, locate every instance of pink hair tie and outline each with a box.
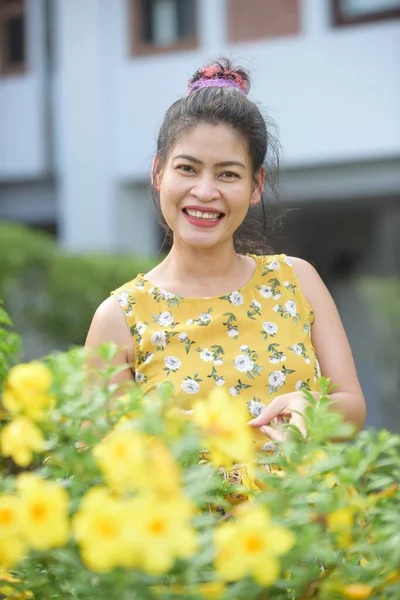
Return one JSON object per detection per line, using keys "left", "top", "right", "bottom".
{"left": 188, "top": 67, "right": 248, "bottom": 96}
{"left": 188, "top": 78, "right": 246, "bottom": 95}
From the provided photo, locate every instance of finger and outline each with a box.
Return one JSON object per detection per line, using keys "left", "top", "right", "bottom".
{"left": 248, "top": 396, "right": 288, "bottom": 427}
{"left": 260, "top": 425, "right": 285, "bottom": 442}
{"left": 289, "top": 409, "right": 307, "bottom": 437}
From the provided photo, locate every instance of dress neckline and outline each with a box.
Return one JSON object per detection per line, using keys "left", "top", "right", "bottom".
{"left": 137, "top": 254, "right": 270, "bottom": 301}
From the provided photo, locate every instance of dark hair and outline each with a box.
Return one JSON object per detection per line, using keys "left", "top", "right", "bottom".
{"left": 152, "top": 58, "right": 282, "bottom": 255}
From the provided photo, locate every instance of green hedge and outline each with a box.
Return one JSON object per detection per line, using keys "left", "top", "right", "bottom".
{"left": 0, "top": 222, "right": 157, "bottom": 350}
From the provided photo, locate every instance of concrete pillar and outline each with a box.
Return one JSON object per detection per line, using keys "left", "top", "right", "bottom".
{"left": 55, "top": 0, "right": 115, "bottom": 251}
{"left": 114, "top": 183, "right": 160, "bottom": 256}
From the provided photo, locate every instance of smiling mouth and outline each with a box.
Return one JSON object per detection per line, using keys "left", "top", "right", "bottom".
{"left": 183, "top": 208, "right": 224, "bottom": 221}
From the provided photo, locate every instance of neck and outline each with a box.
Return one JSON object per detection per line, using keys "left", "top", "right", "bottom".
{"left": 163, "top": 241, "right": 241, "bottom": 285}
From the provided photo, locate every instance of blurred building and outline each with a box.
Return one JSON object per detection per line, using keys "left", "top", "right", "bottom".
{"left": 1, "top": 0, "right": 400, "bottom": 427}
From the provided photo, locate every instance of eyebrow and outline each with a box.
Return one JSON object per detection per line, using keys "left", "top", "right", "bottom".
{"left": 172, "top": 154, "right": 246, "bottom": 169}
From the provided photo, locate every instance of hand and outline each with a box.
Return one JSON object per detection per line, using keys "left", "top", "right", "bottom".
{"left": 248, "top": 392, "right": 312, "bottom": 441}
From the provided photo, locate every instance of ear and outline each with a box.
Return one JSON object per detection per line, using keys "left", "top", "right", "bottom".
{"left": 152, "top": 155, "right": 162, "bottom": 192}
{"left": 250, "top": 167, "right": 265, "bottom": 206}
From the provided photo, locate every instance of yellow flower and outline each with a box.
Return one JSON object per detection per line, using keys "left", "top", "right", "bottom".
{"left": 92, "top": 428, "right": 148, "bottom": 493}
{"left": 341, "top": 583, "right": 374, "bottom": 599}
{"left": 0, "top": 417, "right": 44, "bottom": 466}
{"left": 17, "top": 474, "right": 69, "bottom": 550}
{"left": 0, "top": 536, "right": 26, "bottom": 571}
{"left": 214, "top": 505, "right": 294, "bottom": 586}
{"left": 72, "top": 487, "right": 135, "bottom": 572}
{"left": 131, "top": 493, "right": 198, "bottom": 575}
{"left": 93, "top": 429, "right": 181, "bottom": 496}
{"left": 0, "top": 496, "right": 26, "bottom": 568}
{"left": 193, "top": 388, "right": 253, "bottom": 467}
{"left": 2, "top": 362, "right": 53, "bottom": 421}
{"left": 327, "top": 507, "right": 353, "bottom": 548}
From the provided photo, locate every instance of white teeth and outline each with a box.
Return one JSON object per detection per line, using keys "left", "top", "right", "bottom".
{"left": 185, "top": 209, "right": 221, "bottom": 220}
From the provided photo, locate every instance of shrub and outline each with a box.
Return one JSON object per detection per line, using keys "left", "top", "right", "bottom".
{"left": 0, "top": 222, "right": 156, "bottom": 351}
{"left": 0, "top": 309, "right": 400, "bottom": 599}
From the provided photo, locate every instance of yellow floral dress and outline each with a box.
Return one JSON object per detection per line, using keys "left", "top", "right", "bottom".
{"left": 111, "top": 254, "right": 321, "bottom": 418}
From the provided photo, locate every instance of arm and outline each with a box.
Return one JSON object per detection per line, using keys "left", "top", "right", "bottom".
{"left": 249, "top": 258, "right": 367, "bottom": 438}
{"left": 291, "top": 257, "right": 366, "bottom": 431}
{"left": 85, "top": 296, "right": 135, "bottom": 387}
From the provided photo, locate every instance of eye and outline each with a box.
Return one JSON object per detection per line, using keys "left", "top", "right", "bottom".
{"left": 176, "top": 164, "right": 196, "bottom": 174}
{"left": 220, "top": 171, "right": 240, "bottom": 180}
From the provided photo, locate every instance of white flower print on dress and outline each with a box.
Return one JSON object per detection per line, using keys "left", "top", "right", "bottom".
{"left": 229, "top": 379, "right": 252, "bottom": 396}
{"left": 263, "top": 258, "right": 280, "bottom": 273}
{"left": 135, "top": 371, "right": 145, "bottom": 383}
{"left": 199, "top": 312, "right": 212, "bottom": 324}
{"left": 274, "top": 300, "right": 300, "bottom": 323}
{"left": 214, "top": 359, "right": 224, "bottom": 366}
{"left": 160, "top": 289, "right": 175, "bottom": 300}
{"left": 186, "top": 319, "right": 194, "bottom": 325}
{"left": 164, "top": 356, "right": 181, "bottom": 372}
{"left": 268, "top": 366, "right": 295, "bottom": 394}
{"left": 285, "top": 300, "right": 297, "bottom": 317}
{"left": 229, "top": 291, "right": 244, "bottom": 306}
{"left": 268, "top": 371, "right": 286, "bottom": 388}
{"left": 248, "top": 399, "right": 266, "bottom": 418}
{"left": 200, "top": 348, "right": 214, "bottom": 362}
{"left": 251, "top": 300, "right": 262, "bottom": 309}
{"left": 259, "top": 285, "right": 273, "bottom": 299}
{"left": 116, "top": 292, "right": 129, "bottom": 307}
{"left": 137, "top": 321, "right": 147, "bottom": 336}
{"left": 215, "top": 377, "right": 225, "bottom": 386}
{"left": 273, "top": 293, "right": 281, "bottom": 300}
{"left": 288, "top": 342, "right": 311, "bottom": 363}
{"left": 262, "top": 322, "right": 278, "bottom": 337}
{"left": 240, "top": 345, "right": 249, "bottom": 351}
{"left": 178, "top": 333, "right": 188, "bottom": 341}
{"left": 148, "top": 287, "right": 155, "bottom": 294}
{"left": 144, "top": 353, "right": 153, "bottom": 365}
{"left": 151, "top": 331, "right": 167, "bottom": 347}
{"left": 228, "top": 327, "right": 239, "bottom": 338}
{"left": 158, "top": 311, "right": 174, "bottom": 326}
{"left": 234, "top": 354, "right": 254, "bottom": 373}
{"left": 181, "top": 379, "right": 200, "bottom": 395}
{"left": 115, "top": 291, "right": 135, "bottom": 316}
{"left": 284, "top": 256, "right": 293, "bottom": 267}
{"left": 197, "top": 345, "right": 224, "bottom": 364}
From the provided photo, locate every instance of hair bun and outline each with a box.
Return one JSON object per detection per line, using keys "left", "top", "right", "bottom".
{"left": 188, "top": 58, "right": 250, "bottom": 96}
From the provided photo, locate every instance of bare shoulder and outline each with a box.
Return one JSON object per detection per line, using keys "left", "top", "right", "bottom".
{"left": 85, "top": 296, "right": 134, "bottom": 362}
{"left": 288, "top": 256, "right": 328, "bottom": 307}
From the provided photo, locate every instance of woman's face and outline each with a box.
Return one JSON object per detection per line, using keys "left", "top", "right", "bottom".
{"left": 155, "top": 123, "right": 264, "bottom": 251}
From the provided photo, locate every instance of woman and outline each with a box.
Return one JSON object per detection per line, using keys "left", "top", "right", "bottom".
{"left": 85, "top": 59, "right": 366, "bottom": 441}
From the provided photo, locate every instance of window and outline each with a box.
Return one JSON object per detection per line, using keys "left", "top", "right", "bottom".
{"left": 227, "top": 0, "right": 300, "bottom": 44}
{"left": 332, "top": 0, "right": 400, "bottom": 26}
{"left": 130, "top": 0, "right": 197, "bottom": 56}
{"left": 0, "top": 0, "right": 26, "bottom": 75}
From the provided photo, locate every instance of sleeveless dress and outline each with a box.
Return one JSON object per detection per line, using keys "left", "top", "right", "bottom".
{"left": 111, "top": 254, "right": 321, "bottom": 419}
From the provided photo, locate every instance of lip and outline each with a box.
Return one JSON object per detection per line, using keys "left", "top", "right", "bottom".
{"left": 182, "top": 206, "right": 225, "bottom": 229}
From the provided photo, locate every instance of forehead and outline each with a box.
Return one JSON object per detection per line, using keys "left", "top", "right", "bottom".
{"left": 171, "top": 123, "right": 250, "bottom": 164}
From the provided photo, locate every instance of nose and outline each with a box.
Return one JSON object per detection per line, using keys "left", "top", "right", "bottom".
{"left": 190, "top": 175, "right": 221, "bottom": 203}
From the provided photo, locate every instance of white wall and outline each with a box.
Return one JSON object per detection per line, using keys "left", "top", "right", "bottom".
{"left": 0, "top": 0, "right": 50, "bottom": 180}
{"left": 108, "top": 0, "right": 400, "bottom": 179}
